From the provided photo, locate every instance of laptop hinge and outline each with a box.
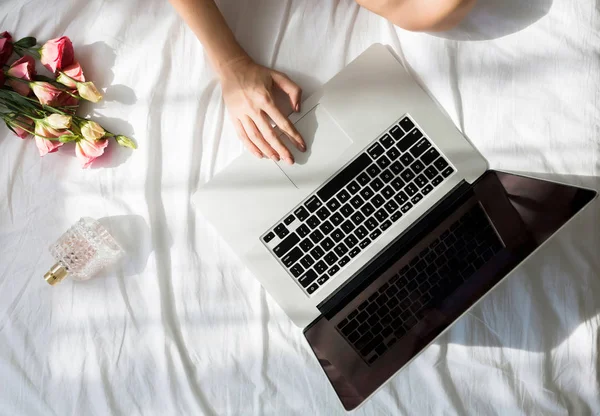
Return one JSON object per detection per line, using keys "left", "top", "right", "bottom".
{"left": 316, "top": 180, "right": 473, "bottom": 320}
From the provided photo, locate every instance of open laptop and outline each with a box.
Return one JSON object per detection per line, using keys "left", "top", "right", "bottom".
{"left": 192, "top": 44, "right": 597, "bottom": 410}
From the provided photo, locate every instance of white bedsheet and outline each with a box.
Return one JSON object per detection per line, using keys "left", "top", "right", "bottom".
{"left": 1, "top": 0, "right": 599, "bottom": 414}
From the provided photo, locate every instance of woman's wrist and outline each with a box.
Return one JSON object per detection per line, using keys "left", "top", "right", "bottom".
{"left": 212, "top": 51, "right": 253, "bottom": 80}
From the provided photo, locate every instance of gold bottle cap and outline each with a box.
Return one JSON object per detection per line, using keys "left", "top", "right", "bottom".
{"left": 44, "top": 263, "right": 68, "bottom": 285}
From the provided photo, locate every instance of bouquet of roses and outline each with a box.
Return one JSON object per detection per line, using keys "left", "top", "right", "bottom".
{"left": 0, "top": 32, "right": 136, "bottom": 168}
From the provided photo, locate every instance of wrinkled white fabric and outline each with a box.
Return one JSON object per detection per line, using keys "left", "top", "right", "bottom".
{"left": 0, "top": 0, "right": 599, "bottom": 414}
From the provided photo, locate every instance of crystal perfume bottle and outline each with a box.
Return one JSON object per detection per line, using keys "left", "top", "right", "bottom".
{"left": 45, "top": 217, "right": 124, "bottom": 285}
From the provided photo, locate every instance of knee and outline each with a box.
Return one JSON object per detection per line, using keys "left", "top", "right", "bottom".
{"left": 356, "top": 0, "right": 477, "bottom": 32}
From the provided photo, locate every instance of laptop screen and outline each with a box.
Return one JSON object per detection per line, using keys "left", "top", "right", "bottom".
{"left": 303, "top": 171, "right": 596, "bottom": 410}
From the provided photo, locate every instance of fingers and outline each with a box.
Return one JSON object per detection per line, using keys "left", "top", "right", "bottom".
{"left": 254, "top": 111, "right": 295, "bottom": 165}
{"left": 271, "top": 71, "right": 302, "bottom": 112}
{"left": 233, "top": 118, "right": 263, "bottom": 159}
{"left": 263, "top": 102, "right": 305, "bottom": 152}
{"left": 240, "top": 116, "right": 280, "bottom": 162}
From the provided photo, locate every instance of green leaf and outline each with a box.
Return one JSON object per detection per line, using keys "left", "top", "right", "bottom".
{"left": 14, "top": 37, "right": 37, "bottom": 48}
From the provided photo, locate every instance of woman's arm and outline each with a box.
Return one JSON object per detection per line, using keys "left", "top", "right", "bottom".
{"left": 169, "top": 0, "right": 305, "bottom": 164}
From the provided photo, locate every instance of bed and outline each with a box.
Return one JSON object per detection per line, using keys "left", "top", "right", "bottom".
{"left": 0, "top": 0, "right": 599, "bottom": 414}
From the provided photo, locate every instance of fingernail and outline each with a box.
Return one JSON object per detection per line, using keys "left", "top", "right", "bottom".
{"left": 270, "top": 154, "right": 280, "bottom": 162}
{"left": 295, "top": 103, "right": 300, "bottom": 112}
{"left": 298, "top": 143, "right": 306, "bottom": 152}
{"left": 284, "top": 157, "right": 294, "bottom": 165}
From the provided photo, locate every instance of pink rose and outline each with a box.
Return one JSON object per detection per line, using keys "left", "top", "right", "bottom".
{"left": 77, "top": 81, "right": 102, "bottom": 103}
{"left": 30, "top": 82, "right": 64, "bottom": 106}
{"left": 7, "top": 55, "right": 36, "bottom": 96}
{"left": 76, "top": 138, "right": 108, "bottom": 169}
{"left": 0, "top": 32, "right": 13, "bottom": 66}
{"left": 34, "top": 121, "right": 64, "bottom": 156}
{"left": 56, "top": 61, "right": 85, "bottom": 88}
{"left": 40, "top": 36, "right": 74, "bottom": 73}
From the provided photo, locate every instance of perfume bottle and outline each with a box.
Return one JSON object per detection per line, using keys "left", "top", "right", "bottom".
{"left": 44, "top": 217, "right": 124, "bottom": 285}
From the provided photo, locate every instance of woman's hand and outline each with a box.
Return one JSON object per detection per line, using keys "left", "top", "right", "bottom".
{"left": 219, "top": 57, "right": 305, "bottom": 164}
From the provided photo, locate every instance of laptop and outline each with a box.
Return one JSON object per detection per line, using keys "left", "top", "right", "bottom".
{"left": 192, "top": 44, "right": 597, "bottom": 410}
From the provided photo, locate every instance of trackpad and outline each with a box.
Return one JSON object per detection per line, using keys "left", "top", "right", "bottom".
{"left": 279, "top": 105, "right": 353, "bottom": 191}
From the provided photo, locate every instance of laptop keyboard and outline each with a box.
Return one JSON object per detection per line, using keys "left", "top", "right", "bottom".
{"left": 261, "top": 115, "right": 456, "bottom": 296}
{"left": 336, "top": 203, "right": 503, "bottom": 365}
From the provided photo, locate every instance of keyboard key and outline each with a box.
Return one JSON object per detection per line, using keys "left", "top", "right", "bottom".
{"left": 411, "top": 193, "right": 423, "bottom": 204}
{"left": 327, "top": 265, "right": 340, "bottom": 276}
{"left": 391, "top": 177, "right": 405, "bottom": 191}
{"left": 298, "top": 206, "right": 314, "bottom": 222}
{"left": 390, "top": 161, "right": 404, "bottom": 175}
{"left": 421, "top": 147, "right": 440, "bottom": 165}
{"left": 380, "top": 220, "right": 392, "bottom": 231}
{"left": 371, "top": 194, "right": 385, "bottom": 208}
{"left": 357, "top": 172, "right": 371, "bottom": 186}
{"left": 319, "top": 221, "right": 334, "bottom": 235}
{"left": 424, "top": 165, "right": 438, "bottom": 180}
{"left": 359, "top": 238, "right": 371, "bottom": 249}
{"left": 380, "top": 169, "right": 394, "bottom": 183}
{"left": 399, "top": 152, "right": 414, "bottom": 167}
{"left": 432, "top": 176, "right": 444, "bottom": 187}
{"left": 397, "top": 128, "right": 421, "bottom": 152}
{"left": 284, "top": 215, "right": 296, "bottom": 226}
{"left": 384, "top": 200, "right": 399, "bottom": 214}
{"left": 442, "top": 166, "right": 454, "bottom": 177}
{"left": 282, "top": 247, "right": 303, "bottom": 267}
{"left": 305, "top": 196, "right": 322, "bottom": 212}
{"left": 330, "top": 212, "right": 344, "bottom": 226}
{"left": 399, "top": 117, "right": 415, "bottom": 132}
{"left": 421, "top": 184, "right": 434, "bottom": 195}
{"left": 306, "top": 215, "right": 320, "bottom": 228}
{"left": 337, "top": 189, "right": 350, "bottom": 203}
{"left": 386, "top": 147, "right": 401, "bottom": 161}
{"left": 350, "top": 195, "right": 364, "bottom": 209}
{"left": 380, "top": 134, "right": 395, "bottom": 149}
{"left": 410, "top": 159, "right": 425, "bottom": 174}
{"left": 355, "top": 226, "right": 368, "bottom": 239}
{"left": 361, "top": 202, "right": 375, "bottom": 216}
{"left": 365, "top": 218, "right": 378, "bottom": 231}
{"left": 321, "top": 237, "right": 334, "bottom": 251}
{"left": 361, "top": 334, "right": 383, "bottom": 356}
{"left": 299, "top": 269, "right": 318, "bottom": 287}
{"left": 334, "top": 243, "right": 348, "bottom": 257}
{"left": 306, "top": 283, "right": 319, "bottom": 294}
{"left": 381, "top": 185, "right": 395, "bottom": 200}
{"left": 300, "top": 238, "right": 314, "bottom": 252}
{"left": 375, "top": 209, "right": 388, "bottom": 222}
{"left": 349, "top": 247, "right": 361, "bottom": 258}
{"left": 317, "top": 275, "right": 329, "bottom": 285}
{"left": 309, "top": 229, "right": 324, "bottom": 244}
{"left": 340, "top": 204, "right": 354, "bottom": 217}
{"left": 290, "top": 263, "right": 304, "bottom": 277}
{"left": 316, "top": 206, "right": 331, "bottom": 220}
{"left": 344, "top": 234, "right": 359, "bottom": 248}
{"left": 405, "top": 183, "right": 418, "bottom": 196}
{"left": 391, "top": 211, "right": 402, "bottom": 222}
{"left": 390, "top": 125, "right": 404, "bottom": 140}
{"left": 331, "top": 229, "right": 345, "bottom": 243}
{"left": 273, "top": 232, "right": 300, "bottom": 257}
{"left": 359, "top": 186, "right": 374, "bottom": 201}
{"left": 433, "top": 157, "right": 449, "bottom": 171}
{"left": 367, "top": 143, "right": 385, "bottom": 159}
{"left": 317, "top": 153, "right": 371, "bottom": 202}
{"left": 300, "top": 254, "right": 315, "bottom": 268}
{"left": 325, "top": 252, "right": 338, "bottom": 266}
{"left": 309, "top": 246, "right": 324, "bottom": 261}
{"left": 338, "top": 255, "right": 350, "bottom": 267}
{"left": 274, "top": 223, "right": 289, "bottom": 239}
{"left": 315, "top": 261, "right": 328, "bottom": 274}
{"left": 371, "top": 178, "right": 384, "bottom": 192}
{"left": 376, "top": 155, "right": 391, "bottom": 169}
{"left": 326, "top": 198, "right": 341, "bottom": 212}
{"left": 401, "top": 202, "right": 413, "bottom": 213}
{"left": 296, "top": 224, "right": 310, "bottom": 238}
{"left": 367, "top": 164, "right": 381, "bottom": 178}
{"left": 341, "top": 219, "right": 355, "bottom": 233}
{"left": 410, "top": 137, "right": 431, "bottom": 158}
{"left": 347, "top": 180, "right": 361, "bottom": 195}
{"left": 400, "top": 169, "right": 415, "bottom": 183}
{"left": 414, "top": 174, "right": 428, "bottom": 188}
{"left": 263, "top": 232, "right": 275, "bottom": 243}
